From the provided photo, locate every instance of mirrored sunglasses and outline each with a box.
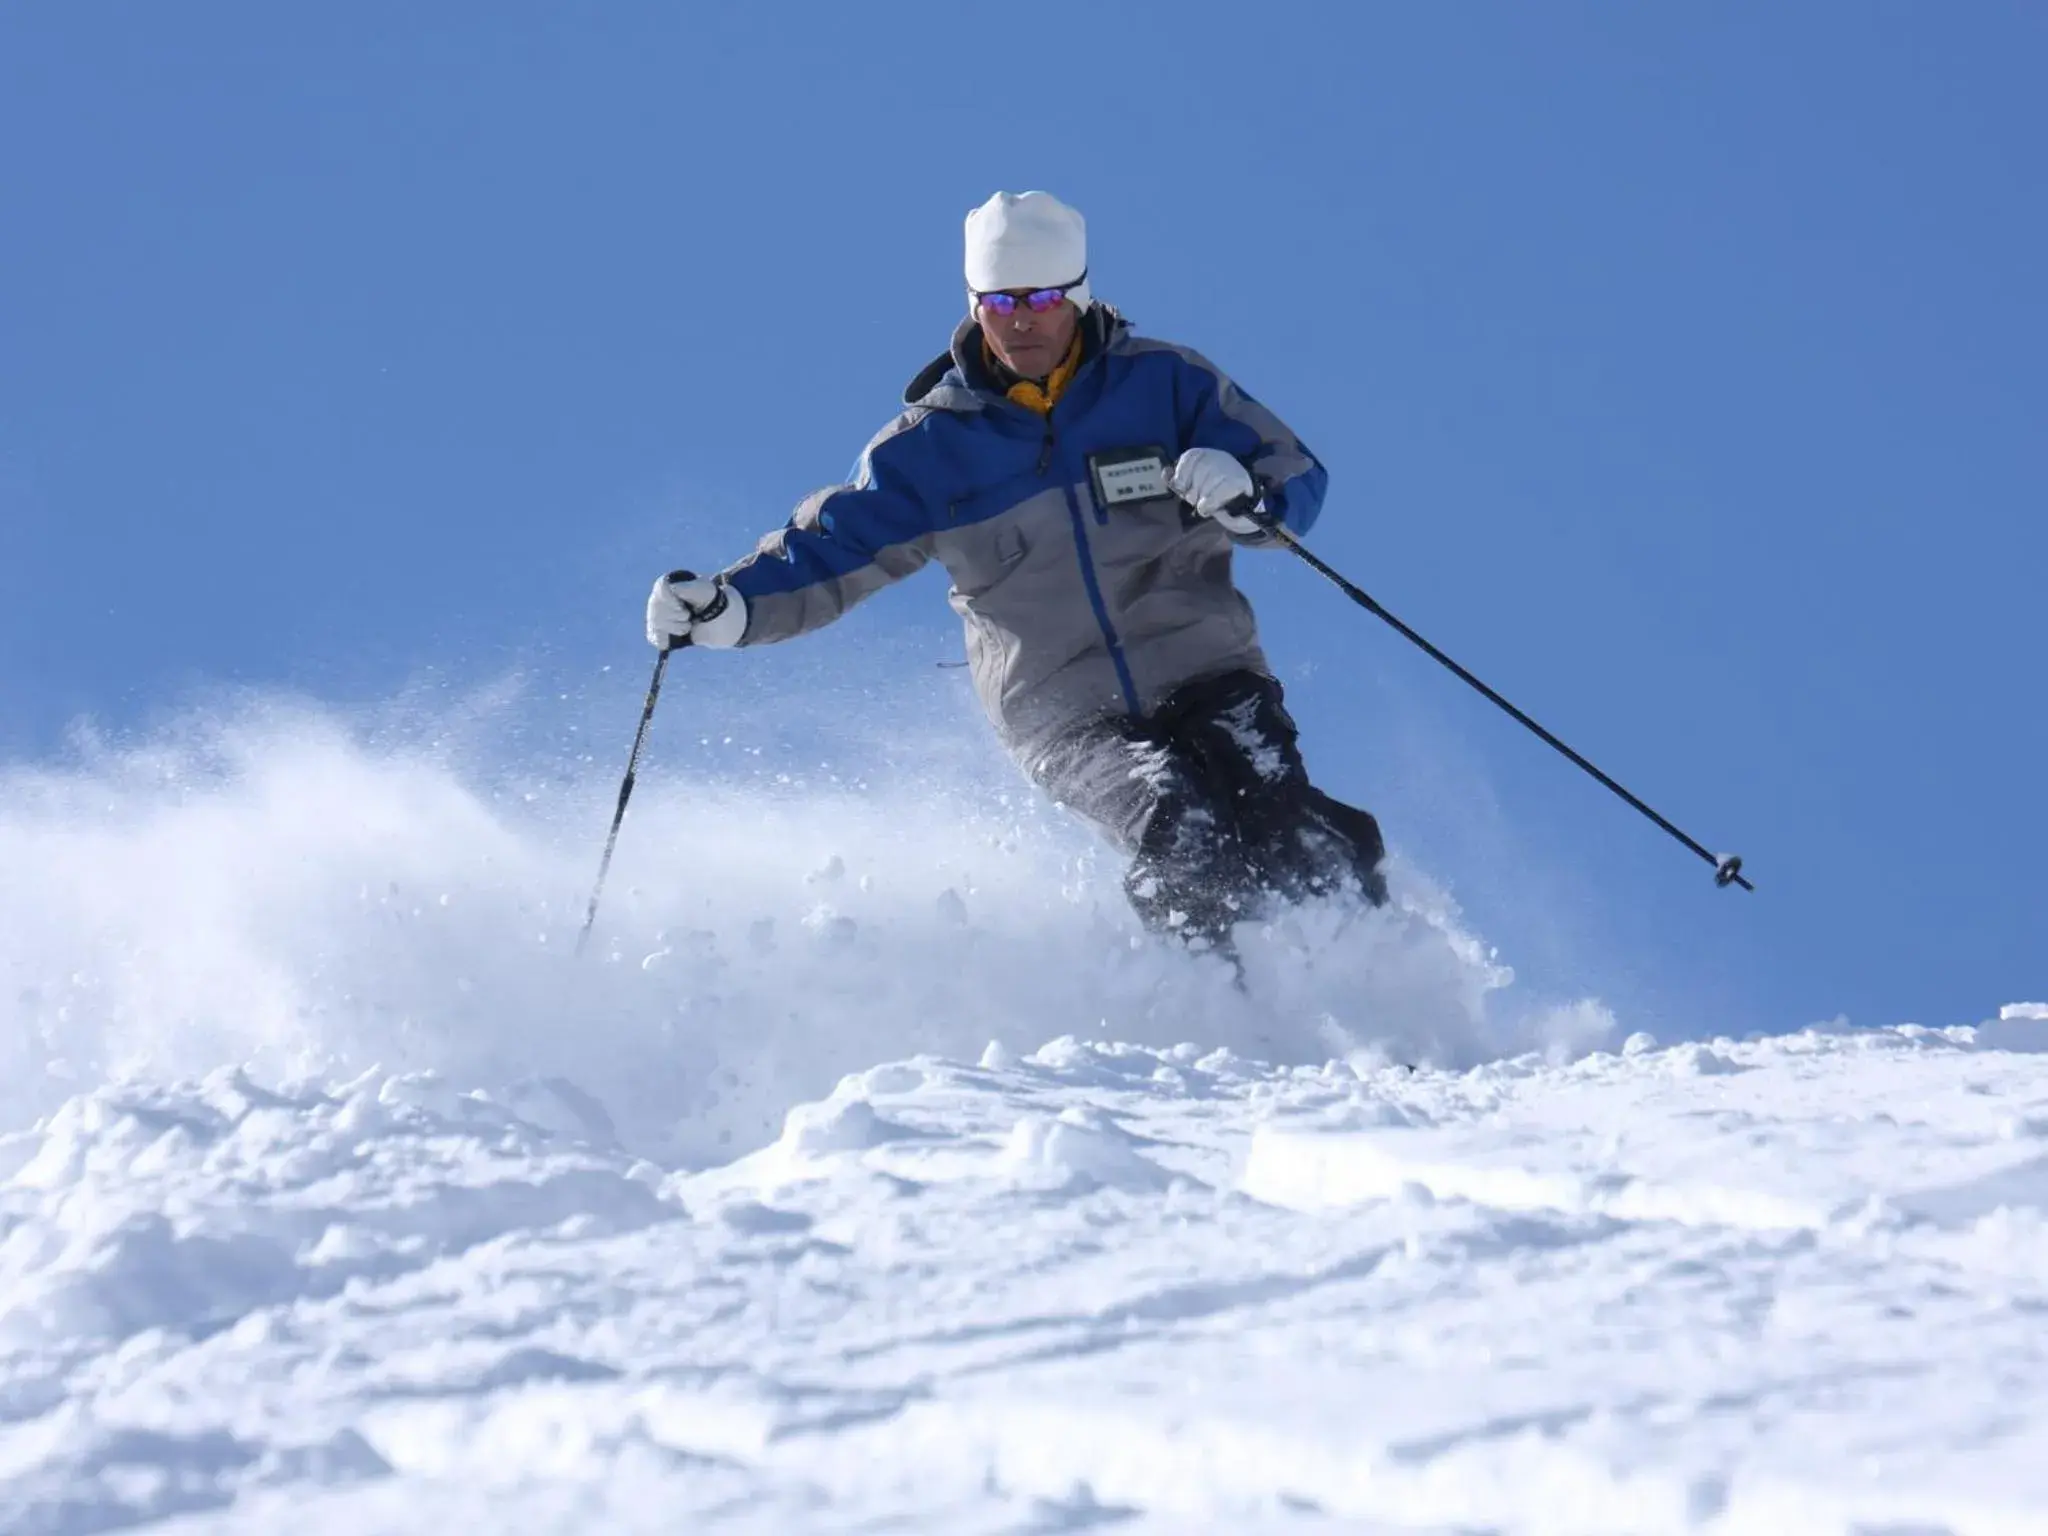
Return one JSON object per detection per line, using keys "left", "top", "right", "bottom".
{"left": 975, "top": 274, "right": 1085, "bottom": 317}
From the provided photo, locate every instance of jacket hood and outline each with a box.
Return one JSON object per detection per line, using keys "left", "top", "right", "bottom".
{"left": 903, "top": 304, "right": 1129, "bottom": 411}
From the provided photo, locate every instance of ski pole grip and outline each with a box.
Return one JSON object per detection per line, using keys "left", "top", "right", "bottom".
{"left": 661, "top": 568, "right": 701, "bottom": 653}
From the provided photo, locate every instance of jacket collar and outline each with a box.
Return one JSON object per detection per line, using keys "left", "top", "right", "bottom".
{"left": 903, "top": 304, "right": 1128, "bottom": 413}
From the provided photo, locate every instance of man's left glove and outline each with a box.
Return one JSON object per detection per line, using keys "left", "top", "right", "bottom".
{"left": 1169, "top": 448, "right": 1266, "bottom": 535}
{"left": 646, "top": 571, "right": 748, "bottom": 650}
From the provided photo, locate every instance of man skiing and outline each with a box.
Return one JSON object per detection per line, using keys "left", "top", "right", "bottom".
{"left": 646, "top": 190, "right": 1386, "bottom": 948}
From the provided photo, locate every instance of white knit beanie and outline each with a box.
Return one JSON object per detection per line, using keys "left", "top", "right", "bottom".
{"left": 963, "top": 191, "right": 1092, "bottom": 314}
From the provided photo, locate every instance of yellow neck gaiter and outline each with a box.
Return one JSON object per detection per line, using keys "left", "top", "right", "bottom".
{"left": 989, "top": 330, "right": 1085, "bottom": 417}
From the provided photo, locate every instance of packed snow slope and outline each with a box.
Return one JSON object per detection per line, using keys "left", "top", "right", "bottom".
{"left": 4, "top": 702, "right": 2046, "bottom": 1532}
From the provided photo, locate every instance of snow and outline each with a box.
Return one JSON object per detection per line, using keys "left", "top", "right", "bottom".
{"left": 0, "top": 704, "right": 1576, "bottom": 1164}
{"left": 4, "top": 705, "right": 2045, "bottom": 1531}
{"left": 4, "top": 1025, "right": 2046, "bottom": 1533}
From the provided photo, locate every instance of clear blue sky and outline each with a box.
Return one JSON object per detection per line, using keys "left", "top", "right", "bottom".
{"left": 4, "top": 3, "right": 2042, "bottom": 1038}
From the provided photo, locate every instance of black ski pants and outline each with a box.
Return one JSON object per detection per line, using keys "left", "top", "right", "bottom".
{"left": 1027, "top": 669, "right": 1387, "bottom": 944}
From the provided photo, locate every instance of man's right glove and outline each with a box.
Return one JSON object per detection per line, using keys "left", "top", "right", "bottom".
{"left": 645, "top": 571, "right": 748, "bottom": 650}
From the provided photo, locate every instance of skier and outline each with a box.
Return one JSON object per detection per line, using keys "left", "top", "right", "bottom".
{"left": 646, "top": 191, "right": 1386, "bottom": 949}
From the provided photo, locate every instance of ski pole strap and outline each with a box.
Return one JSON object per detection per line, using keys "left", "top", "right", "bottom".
{"left": 1255, "top": 514, "right": 1753, "bottom": 892}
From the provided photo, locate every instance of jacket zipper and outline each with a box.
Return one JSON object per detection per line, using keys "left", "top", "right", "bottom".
{"left": 1020, "top": 357, "right": 1139, "bottom": 716}
{"left": 1063, "top": 481, "right": 1141, "bottom": 716}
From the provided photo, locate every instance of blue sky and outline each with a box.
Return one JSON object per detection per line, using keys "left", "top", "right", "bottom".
{"left": 4, "top": 3, "right": 2042, "bottom": 1037}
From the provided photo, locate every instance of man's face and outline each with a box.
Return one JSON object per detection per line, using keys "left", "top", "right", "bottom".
{"left": 979, "top": 294, "right": 1080, "bottom": 382}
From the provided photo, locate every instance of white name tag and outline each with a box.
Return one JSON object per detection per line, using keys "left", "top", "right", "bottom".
{"left": 1091, "top": 449, "right": 1170, "bottom": 506}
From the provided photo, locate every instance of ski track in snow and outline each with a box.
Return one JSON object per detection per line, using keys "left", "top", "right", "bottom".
{"left": 4, "top": 707, "right": 2046, "bottom": 1531}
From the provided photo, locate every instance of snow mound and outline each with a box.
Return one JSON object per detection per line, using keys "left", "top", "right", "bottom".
{"left": 1244, "top": 1025, "right": 2048, "bottom": 1236}
{"left": 0, "top": 1068, "right": 680, "bottom": 1355}
{"left": 1000, "top": 1106, "right": 1171, "bottom": 1191}
{"left": 776, "top": 1094, "right": 921, "bottom": 1161}
{"left": 1978, "top": 1002, "right": 2048, "bottom": 1052}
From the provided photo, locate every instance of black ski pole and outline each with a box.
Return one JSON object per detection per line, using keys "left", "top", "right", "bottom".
{"left": 1250, "top": 512, "right": 1751, "bottom": 892}
{"left": 575, "top": 634, "right": 689, "bottom": 957}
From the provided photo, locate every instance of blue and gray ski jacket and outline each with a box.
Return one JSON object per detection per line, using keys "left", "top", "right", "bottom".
{"left": 719, "top": 305, "right": 1328, "bottom": 761}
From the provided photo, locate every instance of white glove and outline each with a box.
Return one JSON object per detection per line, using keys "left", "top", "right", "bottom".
{"left": 645, "top": 571, "right": 748, "bottom": 650}
{"left": 1169, "top": 448, "right": 1264, "bottom": 535}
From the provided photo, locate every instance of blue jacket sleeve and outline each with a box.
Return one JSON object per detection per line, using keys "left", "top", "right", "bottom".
{"left": 718, "top": 413, "right": 938, "bottom": 644}
{"left": 1172, "top": 349, "right": 1328, "bottom": 537}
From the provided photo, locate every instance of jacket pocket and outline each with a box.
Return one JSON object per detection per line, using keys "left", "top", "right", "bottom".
{"left": 938, "top": 508, "right": 1033, "bottom": 601}
{"left": 939, "top": 482, "right": 1070, "bottom": 600}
